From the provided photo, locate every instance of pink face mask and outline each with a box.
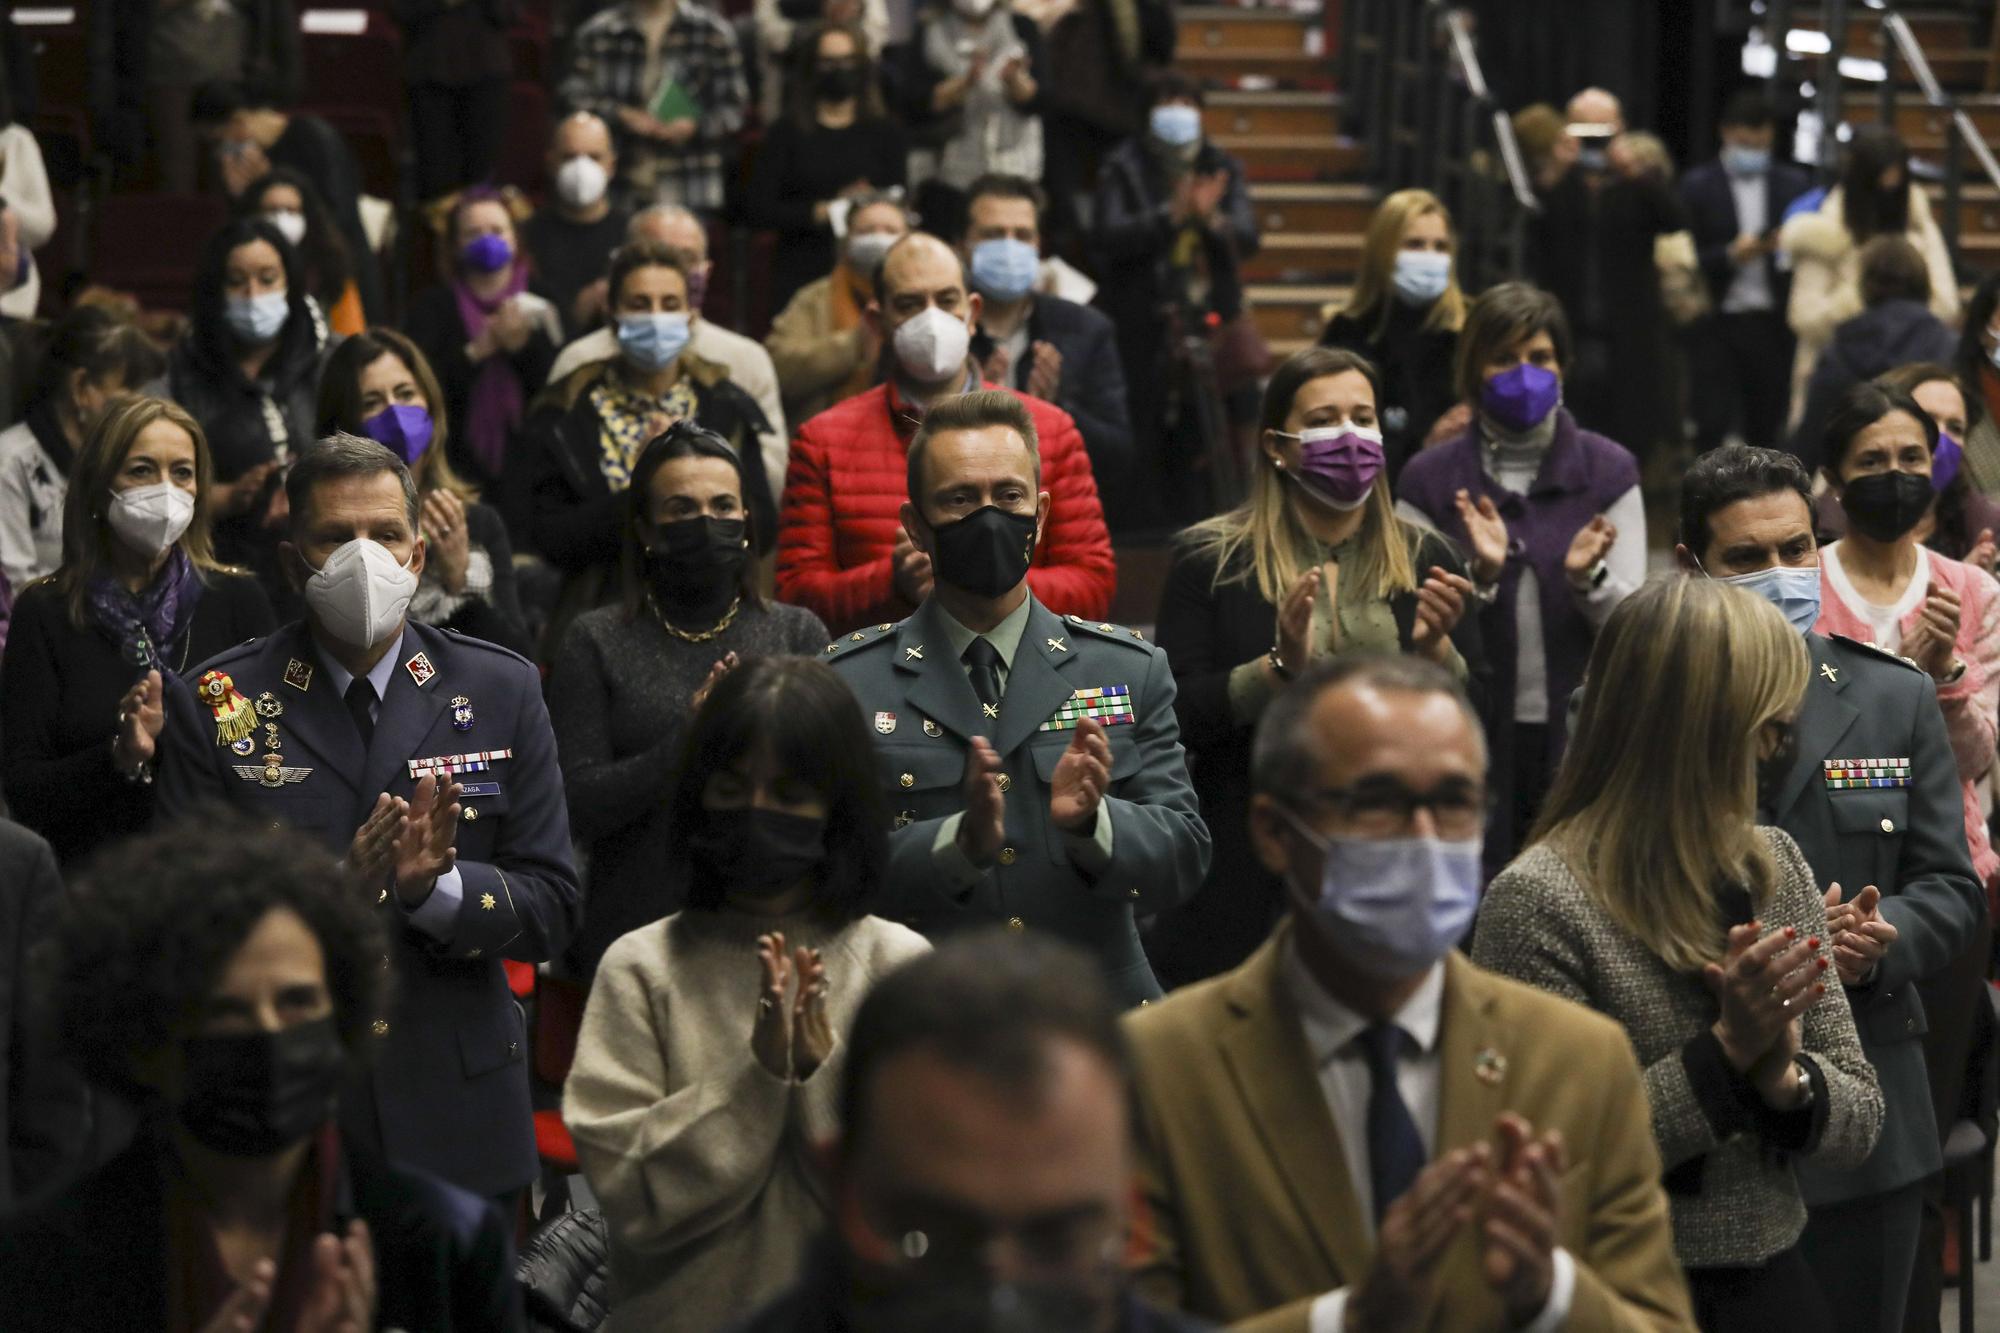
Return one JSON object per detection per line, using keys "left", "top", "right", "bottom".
{"left": 1283, "top": 425, "right": 1386, "bottom": 509}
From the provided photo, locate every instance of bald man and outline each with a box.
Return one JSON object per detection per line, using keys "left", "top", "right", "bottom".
{"left": 776, "top": 233, "right": 1115, "bottom": 634}
{"left": 523, "top": 113, "right": 631, "bottom": 337}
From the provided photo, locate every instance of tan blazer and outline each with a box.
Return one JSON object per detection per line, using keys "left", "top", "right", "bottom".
{"left": 1125, "top": 927, "right": 1696, "bottom": 1332}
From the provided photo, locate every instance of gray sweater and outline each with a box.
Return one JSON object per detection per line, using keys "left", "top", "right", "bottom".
{"left": 547, "top": 598, "right": 831, "bottom": 974}
{"left": 1473, "top": 829, "right": 1883, "bottom": 1270}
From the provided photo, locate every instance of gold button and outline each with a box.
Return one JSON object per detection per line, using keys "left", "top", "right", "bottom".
{"left": 462, "top": 806, "right": 480, "bottom": 822}
{"left": 467, "top": 948, "right": 482, "bottom": 958}
{"left": 1128, "top": 888, "right": 1141, "bottom": 899}
{"left": 1880, "top": 817, "right": 1895, "bottom": 833}
{"left": 998, "top": 847, "right": 1017, "bottom": 865}
{"left": 371, "top": 1019, "right": 390, "bottom": 1036}
{"left": 1007, "top": 916, "right": 1025, "bottom": 931}
{"left": 996, "top": 774, "right": 1012, "bottom": 794}
{"left": 899, "top": 772, "right": 915, "bottom": 789}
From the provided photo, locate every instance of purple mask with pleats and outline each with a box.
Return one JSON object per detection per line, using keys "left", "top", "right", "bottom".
{"left": 1289, "top": 427, "right": 1386, "bottom": 508}
{"left": 1932, "top": 431, "right": 1963, "bottom": 493}
{"left": 1480, "top": 362, "right": 1561, "bottom": 433}
{"left": 362, "top": 403, "right": 435, "bottom": 464}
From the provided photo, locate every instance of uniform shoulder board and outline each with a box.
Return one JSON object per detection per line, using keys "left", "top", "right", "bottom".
{"left": 1827, "top": 633, "right": 1925, "bottom": 673}
{"left": 438, "top": 626, "right": 536, "bottom": 670}
{"left": 821, "top": 622, "right": 901, "bottom": 658}
{"left": 1061, "top": 614, "right": 1156, "bottom": 650}
{"left": 194, "top": 635, "right": 265, "bottom": 674}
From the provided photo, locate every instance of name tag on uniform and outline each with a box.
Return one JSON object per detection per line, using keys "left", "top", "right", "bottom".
{"left": 459, "top": 781, "right": 502, "bottom": 797}
{"left": 1038, "top": 685, "right": 1136, "bottom": 732}
{"left": 1825, "top": 757, "right": 1911, "bottom": 789}
{"left": 409, "top": 749, "right": 513, "bottom": 778}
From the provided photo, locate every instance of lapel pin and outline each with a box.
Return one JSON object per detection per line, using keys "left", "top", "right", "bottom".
{"left": 875, "top": 711, "right": 898, "bottom": 735}
{"left": 1820, "top": 663, "right": 1839, "bottom": 683}
{"left": 452, "top": 695, "right": 475, "bottom": 731}
{"left": 1473, "top": 1048, "right": 1508, "bottom": 1086}
{"left": 231, "top": 736, "right": 256, "bottom": 756}
{"left": 1047, "top": 637, "right": 1068, "bottom": 653}
{"left": 983, "top": 703, "right": 999, "bottom": 719}
{"left": 404, "top": 652, "right": 437, "bottom": 688}
{"left": 906, "top": 645, "right": 924, "bottom": 661}
{"left": 923, "top": 719, "right": 942, "bottom": 737}
{"left": 283, "top": 658, "right": 314, "bottom": 692}
{"left": 254, "top": 691, "right": 284, "bottom": 719}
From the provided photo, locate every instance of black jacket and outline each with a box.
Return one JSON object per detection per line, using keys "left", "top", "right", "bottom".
{"left": 1147, "top": 528, "right": 1485, "bottom": 985}
{"left": 0, "top": 1126, "right": 524, "bottom": 1330}
{"left": 1092, "top": 136, "right": 1259, "bottom": 335}
{"left": 1793, "top": 299, "right": 1958, "bottom": 467}
{"left": 972, "top": 292, "right": 1133, "bottom": 480}
{"left": 1681, "top": 156, "right": 1816, "bottom": 312}
{"left": 166, "top": 302, "right": 334, "bottom": 488}
{"left": 1319, "top": 301, "right": 1458, "bottom": 480}
{"left": 0, "top": 820, "right": 85, "bottom": 1215}
{"left": 405, "top": 282, "right": 562, "bottom": 489}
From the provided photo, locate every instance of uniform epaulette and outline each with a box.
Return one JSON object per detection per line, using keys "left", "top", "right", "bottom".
{"left": 1827, "top": 633, "right": 1926, "bottom": 674}
{"left": 821, "top": 621, "right": 902, "bottom": 658}
{"left": 1061, "top": 614, "right": 1155, "bottom": 650}
{"left": 437, "top": 626, "right": 536, "bottom": 669}
{"left": 197, "top": 636, "right": 265, "bottom": 670}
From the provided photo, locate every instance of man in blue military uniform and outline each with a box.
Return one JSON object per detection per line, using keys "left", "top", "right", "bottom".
{"left": 1677, "top": 445, "right": 1984, "bottom": 1330}
{"left": 155, "top": 434, "right": 581, "bottom": 1204}
{"left": 827, "top": 390, "right": 1209, "bottom": 1006}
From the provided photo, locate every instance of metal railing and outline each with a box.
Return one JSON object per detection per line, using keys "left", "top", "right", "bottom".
{"left": 1338, "top": 0, "right": 1537, "bottom": 291}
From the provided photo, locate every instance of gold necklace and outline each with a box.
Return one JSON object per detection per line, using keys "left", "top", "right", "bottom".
{"left": 647, "top": 592, "right": 742, "bottom": 643}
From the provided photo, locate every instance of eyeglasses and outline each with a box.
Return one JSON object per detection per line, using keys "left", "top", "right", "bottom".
{"left": 1294, "top": 782, "right": 1488, "bottom": 840}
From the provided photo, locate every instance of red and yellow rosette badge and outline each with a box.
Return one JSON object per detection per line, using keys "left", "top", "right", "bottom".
{"left": 197, "top": 670, "right": 257, "bottom": 747}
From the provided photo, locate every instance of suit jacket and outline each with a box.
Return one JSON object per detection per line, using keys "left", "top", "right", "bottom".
{"left": 1771, "top": 632, "right": 1984, "bottom": 1206}
{"left": 972, "top": 292, "right": 1134, "bottom": 480}
{"left": 0, "top": 820, "right": 86, "bottom": 1213}
{"left": 1125, "top": 930, "right": 1696, "bottom": 1332}
{"left": 1681, "top": 158, "right": 1816, "bottom": 312}
{"left": 826, "top": 595, "right": 1210, "bottom": 1006}
{"left": 153, "top": 620, "right": 582, "bottom": 1198}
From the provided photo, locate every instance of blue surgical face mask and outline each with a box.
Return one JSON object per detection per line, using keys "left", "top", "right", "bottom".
{"left": 968, "top": 237, "right": 1040, "bottom": 303}
{"left": 1149, "top": 103, "right": 1202, "bottom": 148}
{"left": 1721, "top": 145, "right": 1771, "bottom": 177}
{"left": 1705, "top": 560, "right": 1823, "bottom": 636}
{"left": 224, "top": 289, "right": 289, "bottom": 344}
{"left": 1391, "top": 250, "right": 1451, "bottom": 306}
{"left": 1278, "top": 809, "right": 1482, "bottom": 978}
{"left": 617, "top": 312, "right": 691, "bottom": 372}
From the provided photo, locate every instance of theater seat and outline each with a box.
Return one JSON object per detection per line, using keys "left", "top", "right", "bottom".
{"left": 499, "top": 82, "right": 552, "bottom": 194}
{"left": 90, "top": 192, "right": 230, "bottom": 312}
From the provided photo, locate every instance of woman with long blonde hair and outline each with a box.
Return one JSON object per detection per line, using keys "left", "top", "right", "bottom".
{"left": 1150, "top": 345, "right": 1482, "bottom": 984}
{"left": 1319, "top": 188, "right": 1467, "bottom": 475}
{"left": 1474, "top": 575, "right": 1882, "bottom": 1330}
{"left": 1, "top": 395, "right": 274, "bottom": 865}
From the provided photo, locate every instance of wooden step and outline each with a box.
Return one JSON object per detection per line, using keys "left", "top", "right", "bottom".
{"left": 1790, "top": 8, "right": 1974, "bottom": 52}
{"left": 1246, "top": 282, "right": 1349, "bottom": 345}
{"left": 1176, "top": 49, "right": 1336, "bottom": 88}
{"left": 1846, "top": 94, "right": 2000, "bottom": 143}
{"left": 1212, "top": 132, "right": 1363, "bottom": 182}
{"left": 1241, "top": 230, "right": 1365, "bottom": 282}
{"left": 1916, "top": 49, "right": 1990, "bottom": 90}
{"left": 1205, "top": 89, "right": 1340, "bottom": 138}
{"left": 1252, "top": 181, "right": 1378, "bottom": 236}
{"left": 1177, "top": 5, "right": 1323, "bottom": 59}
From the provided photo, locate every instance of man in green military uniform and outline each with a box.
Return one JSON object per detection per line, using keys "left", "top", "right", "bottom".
{"left": 828, "top": 390, "right": 1210, "bottom": 1005}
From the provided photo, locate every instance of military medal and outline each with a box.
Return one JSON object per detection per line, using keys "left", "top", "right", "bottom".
{"left": 874, "top": 712, "right": 897, "bottom": 735}
{"left": 1046, "top": 637, "right": 1068, "bottom": 653}
{"left": 1824, "top": 757, "right": 1911, "bottom": 790}
{"left": 1038, "top": 685, "right": 1136, "bottom": 732}
{"left": 235, "top": 752, "right": 312, "bottom": 787}
{"left": 452, "top": 695, "right": 475, "bottom": 731}
{"left": 405, "top": 652, "right": 438, "bottom": 687}
{"left": 409, "top": 749, "right": 514, "bottom": 779}
{"left": 283, "top": 658, "right": 314, "bottom": 692}
{"left": 923, "top": 719, "right": 942, "bottom": 737}
{"left": 254, "top": 691, "right": 285, "bottom": 719}
{"left": 198, "top": 671, "right": 258, "bottom": 746}
{"left": 231, "top": 737, "right": 256, "bottom": 756}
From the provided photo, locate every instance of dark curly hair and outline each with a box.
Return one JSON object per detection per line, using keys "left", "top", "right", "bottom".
{"left": 45, "top": 811, "right": 389, "bottom": 1096}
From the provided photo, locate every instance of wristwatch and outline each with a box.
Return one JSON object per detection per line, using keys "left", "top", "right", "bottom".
{"left": 1266, "top": 647, "right": 1294, "bottom": 682}
{"left": 1791, "top": 1058, "right": 1817, "bottom": 1111}
{"left": 1571, "top": 558, "right": 1610, "bottom": 593}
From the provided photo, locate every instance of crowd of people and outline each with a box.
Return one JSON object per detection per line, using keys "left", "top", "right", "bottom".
{"left": 0, "top": 2, "right": 1997, "bottom": 1329}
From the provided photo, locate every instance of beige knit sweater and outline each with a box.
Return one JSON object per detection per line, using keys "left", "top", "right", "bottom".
{"left": 564, "top": 906, "right": 931, "bottom": 1332}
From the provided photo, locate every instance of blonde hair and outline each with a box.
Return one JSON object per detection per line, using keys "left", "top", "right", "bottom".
{"left": 1532, "top": 576, "right": 1809, "bottom": 972}
{"left": 52, "top": 396, "right": 228, "bottom": 629}
{"left": 1182, "top": 348, "right": 1418, "bottom": 605}
{"left": 1341, "top": 189, "right": 1466, "bottom": 339}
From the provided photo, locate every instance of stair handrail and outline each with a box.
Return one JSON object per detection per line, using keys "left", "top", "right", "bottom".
{"left": 1881, "top": 9, "right": 2000, "bottom": 193}
{"left": 1439, "top": 6, "right": 1538, "bottom": 213}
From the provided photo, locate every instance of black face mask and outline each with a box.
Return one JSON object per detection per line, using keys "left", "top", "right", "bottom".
{"left": 816, "top": 63, "right": 863, "bottom": 101}
{"left": 1756, "top": 721, "right": 1799, "bottom": 810}
{"left": 925, "top": 506, "right": 1038, "bottom": 599}
{"left": 645, "top": 516, "right": 749, "bottom": 602}
{"left": 178, "top": 1017, "right": 347, "bottom": 1157}
{"left": 687, "top": 807, "right": 827, "bottom": 896}
{"left": 1839, "top": 469, "right": 1933, "bottom": 543}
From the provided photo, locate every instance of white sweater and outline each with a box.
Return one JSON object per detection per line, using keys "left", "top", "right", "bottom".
{"left": 0, "top": 126, "right": 54, "bottom": 320}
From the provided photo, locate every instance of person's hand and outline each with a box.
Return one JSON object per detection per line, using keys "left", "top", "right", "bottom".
{"left": 1049, "top": 715, "right": 1111, "bottom": 834}
{"left": 1453, "top": 489, "right": 1508, "bottom": 583}
{"left": 1000, "top": 54, "right": 1036, "bottom": 103}
{"left": 1702, "top": 920, "right": 1827, "bottom": 1075}
{"left": 1823, "top": 883, "right": 1897, "bottom": 987}
{"left": 751, "top": 932, "right": 794, "bottom": 1078}
{"left": 1273, "top": 566, "right": 1321, "bottom": 677}
{"left": 1563, "top": 515, "right": 1617, "bottom": 590}
{"left": 198, "top": 1259, "right": 274, "bottom": 1333}
{"left": 1967, "top": 528, "right": 1998, "bottom": 576}
{"left": 892, "top": 528, "right": 934, "bottom": 605}
{"left": 218, "top": 462, "right": 278, "bottom": 518}
{"left": 391, "top": 775, "right": 462, "bottom": 907}
{"left": 1728, "top": 232, "right": 1766, "bottom": 266}
{"left": 347, "top": 793, "right": 406, "bottom": 887}
{"left": 955, "top": 737, "right": 1006, "bottom": 865}
{"left": 114, "top": 669, "right": 165, "bottom": 770}
{"left": 1424, "top": 403, "right": 1472, "bottom": 447}
{"left": 1025, "top": 341, "right": 1062, "bottom": 402}
{"left": 1908, "top": 580, "right": 1963, "bottom": 681}
{"left": 690, "top": 652, "right": 740, "bottom": 715}
{"left": 220, "top": 141, "right": 270, "bottom": 198}
{"left": 1187, "top": 172, "right": 1228, "bottom": 226}
{"left": 1344, "top": 1145, "right": 1492, "bottom": 1333}
{"left": 1411, "top": 568, "right": 1473, "bottom": 664}
{"left": 422, "top": 489, "right": 471, "bottom": 594}
{"left": 1482, "top": 1114, "right": 1564, "bottom": 1326}
{"left": 658, "top": 118, "right": 700, "bottom": 146}
{"left": 616, "top": 105, "right": 661, "bottom": 139}
{"left": 790, "top": 944, "right": 833, "bottom": 1080}
{"left": 490, "top": 299, "right": 532, "bottom": 355}
{"left": 571, "top": 278, "right": 610, "bottom": 331}
{"left": 0, "top": 210, "right": 22, "bottom": 294}
{"left": 980, "top": 345, "right": 1013, "bottom": 385}
{"left": 296, "top": 1220, "right": 376, "bottom": 1333}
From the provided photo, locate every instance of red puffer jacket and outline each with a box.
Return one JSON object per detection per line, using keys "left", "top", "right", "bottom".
{"left": 777, "top": 382, "right": 1117, "bottom": 634}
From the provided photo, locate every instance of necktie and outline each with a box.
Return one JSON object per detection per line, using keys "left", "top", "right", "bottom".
{"left": 1354, "top": 1022, "right": 1426, "bottom": 1224}
{"left": 962, "top": 638, "right": 1003, "bottom": 716}
{"left": 344, "top": 678, "right": 376, "bottom": 748}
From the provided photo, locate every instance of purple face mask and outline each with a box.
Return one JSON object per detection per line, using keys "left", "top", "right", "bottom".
{"left": 362, "top": 403, "right": 435, "bottom": 465}
{"left": 460, "top": 233, "right": 514, "bottom": 274}
{"left": 1480, "top": 362, "right": 1561, "bottom": 433}
{"left": 684, "top": 264, "right": 710, "bottom": 314}
{"left": 1932, "top": 430, "right": 1963, "bottom": 494}
{"left": 1287, "top": 426, "right": 1385, "bottom": 508}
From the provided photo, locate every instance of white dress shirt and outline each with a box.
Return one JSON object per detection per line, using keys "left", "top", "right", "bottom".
{"left": 1281, "top": 942, "right": 1576, "bottom": 1332}
{"left": 1722, "top": 170, "right": 1774, "bottom": 315}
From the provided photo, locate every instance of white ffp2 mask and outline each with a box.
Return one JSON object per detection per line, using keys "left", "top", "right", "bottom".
{"left": 304, "top": 539, "right": 419, "bottom": 648}
{"left": 106, "top": 483, "right": 196, "bottom": 559}
{"left": 892, "top": 306, "right": 972, "bottom": 384}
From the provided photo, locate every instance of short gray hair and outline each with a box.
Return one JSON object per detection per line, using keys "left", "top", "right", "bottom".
{"left": 1250, "top": 655, "right": 1484, "bottom": 797}
{"left": 628, "top": 204, "right": 705, "bottom": 260}
{"left": 286, "top": 433, "right": 421, "bottom": 535}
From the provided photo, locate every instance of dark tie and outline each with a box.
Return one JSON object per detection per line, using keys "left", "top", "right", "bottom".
{"left": 962, "top": 638, "right": 1003, "bottom": 716}
{"left": 1354, "top": 1022, "right": 1426, "bottom": 1224}
{"left": 344, "top": 678, "right": 376, "bottom": 748}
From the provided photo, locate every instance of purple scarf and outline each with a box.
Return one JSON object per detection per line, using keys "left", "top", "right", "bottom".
{"left": 454, "top": 263, "right": 531, "bottom": 476}
{"left": 86, "top": 546, "right": 203, "bottom": 670}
